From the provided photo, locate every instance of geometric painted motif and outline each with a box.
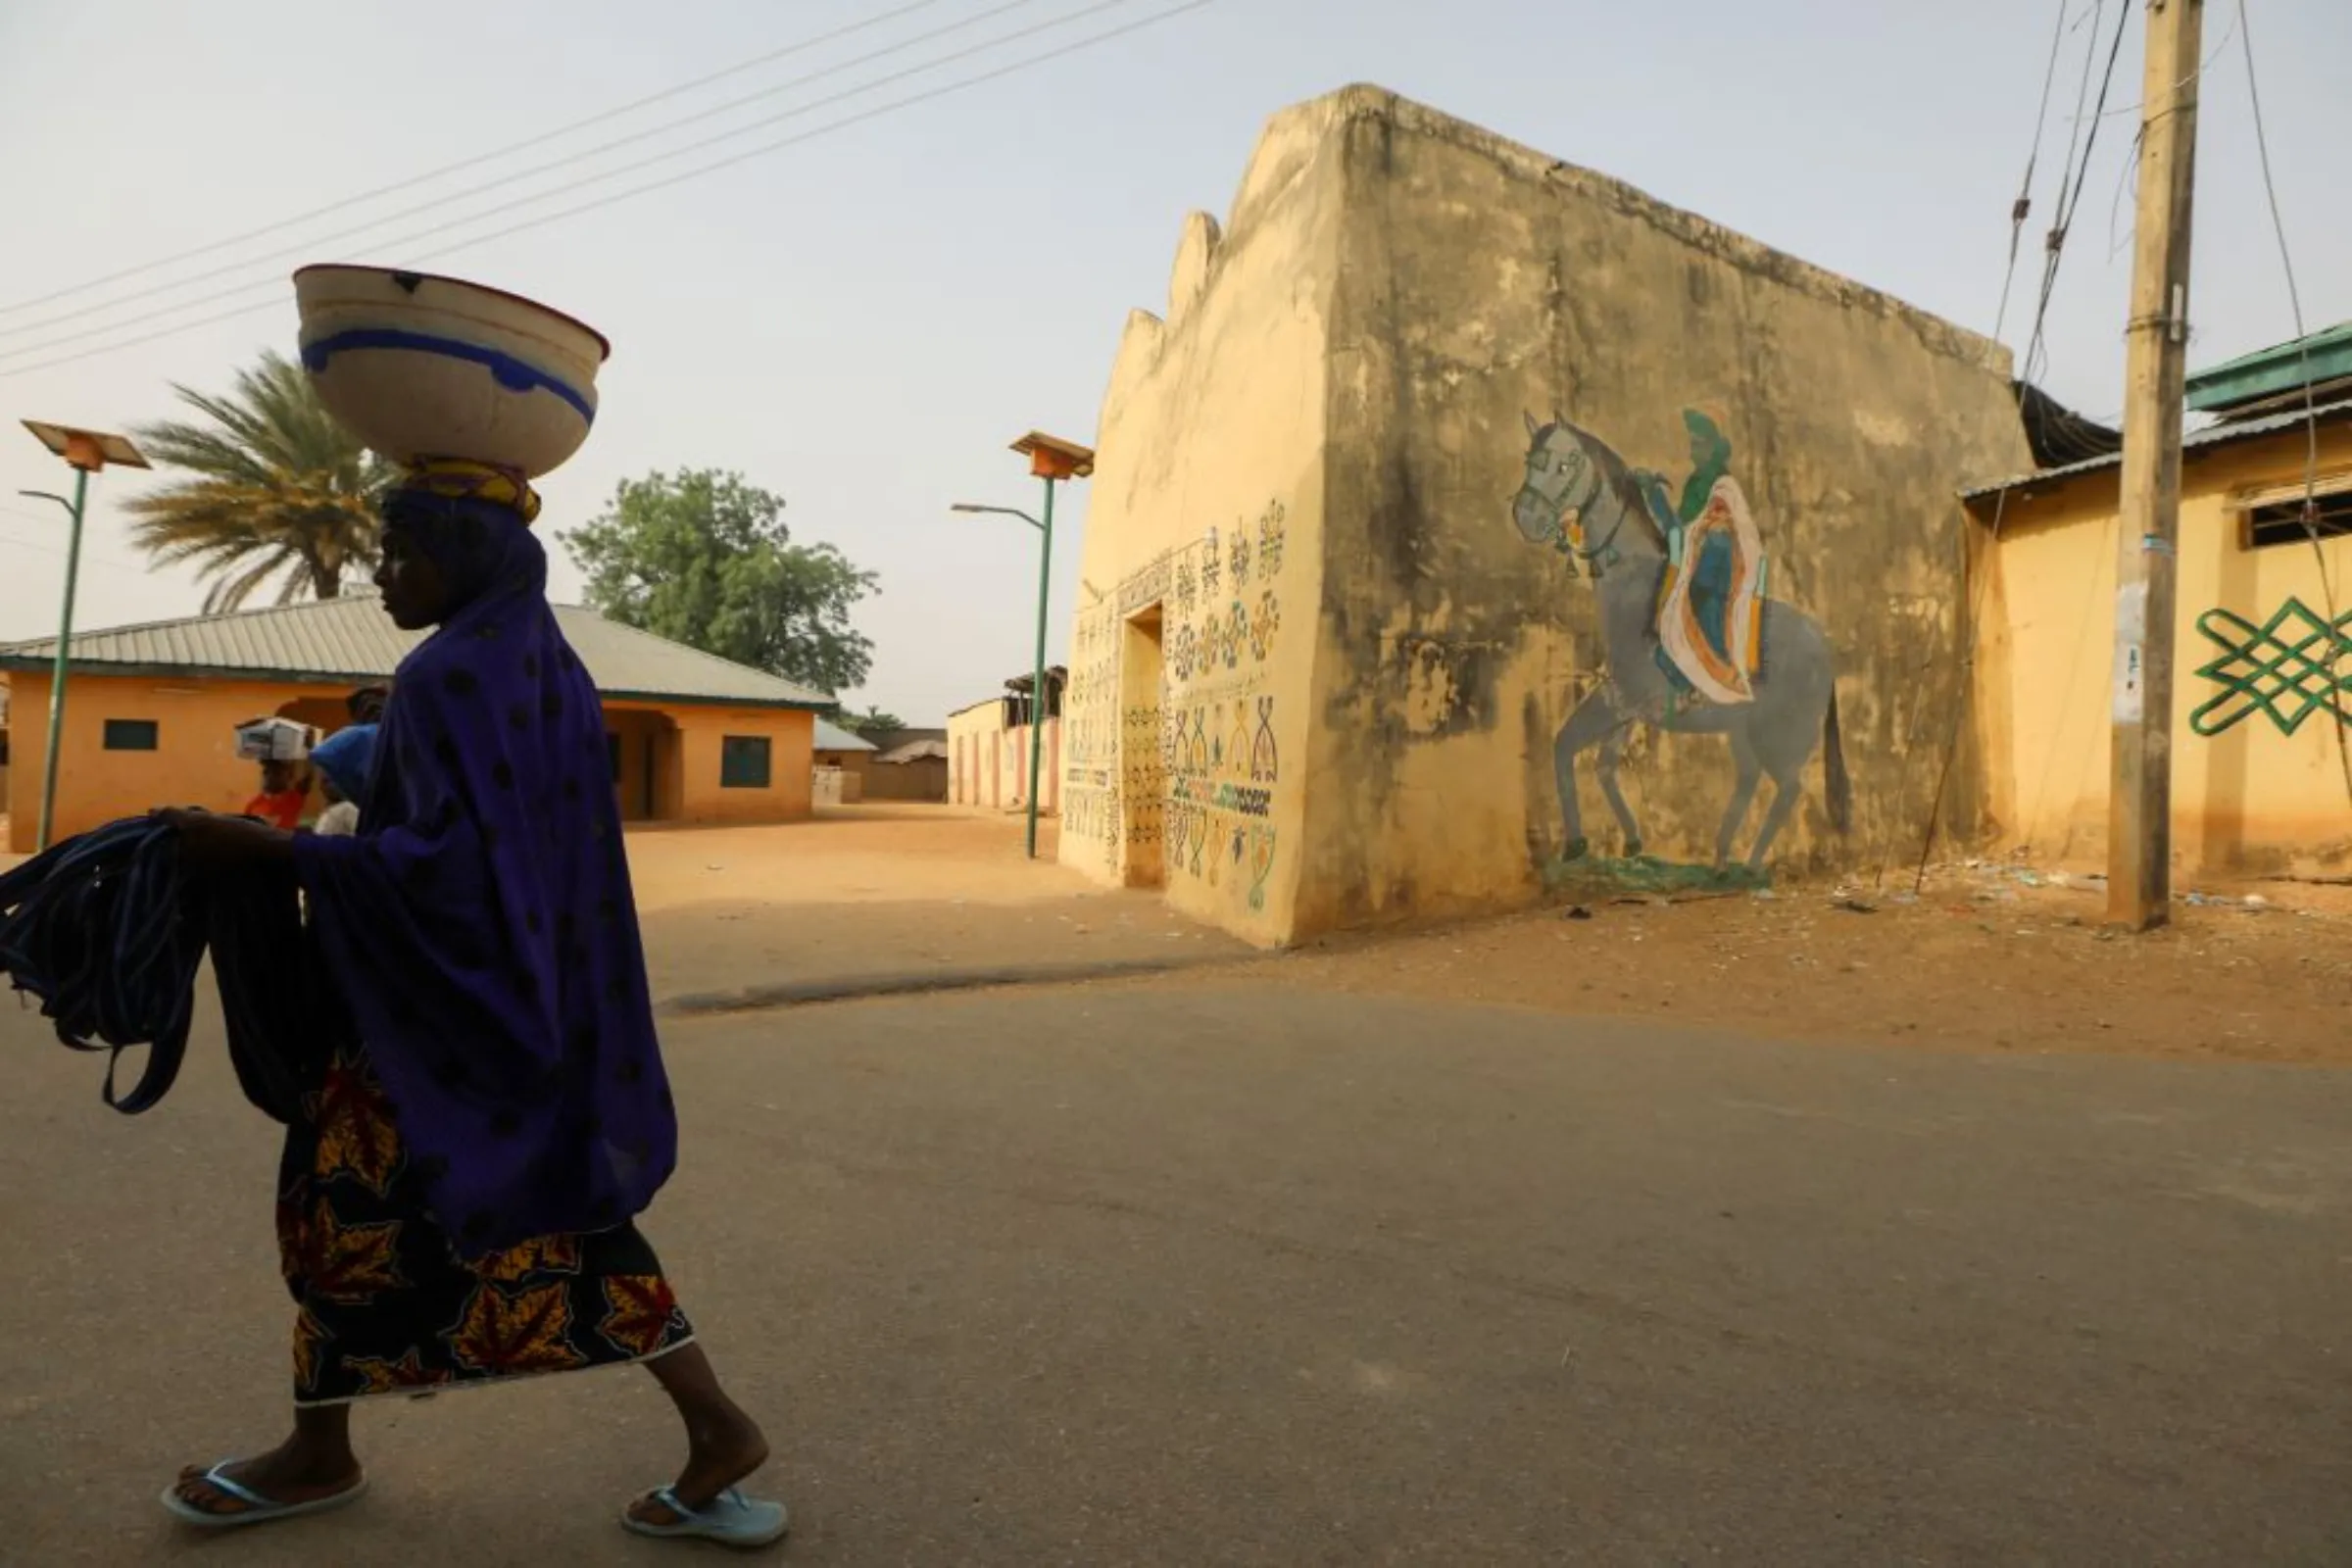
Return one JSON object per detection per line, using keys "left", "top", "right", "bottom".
{"left": 2189, "top": 599, "right": 2352, "bottom": 738}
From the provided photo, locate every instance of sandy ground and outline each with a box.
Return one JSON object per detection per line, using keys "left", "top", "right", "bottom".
{"left": 623, "top": 806, "right": 1245, "bottom": 1000}
{"left": 631, "top": 809, "right": 2351, "bottom": 1066}
{"left": 11, "top": 803, "right": 2342, "bottom": 1062}
{"left": 1226, "top": 864, "right": 2352, "bottom": 1068}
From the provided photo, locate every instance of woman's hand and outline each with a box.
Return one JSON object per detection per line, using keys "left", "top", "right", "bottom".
{"left": 153, "top": 808, "right": 295, "bottom": 877}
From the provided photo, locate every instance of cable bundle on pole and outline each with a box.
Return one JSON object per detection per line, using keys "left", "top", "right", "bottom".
{"left": 0, "top": 816, "right": 318, "bottom": 1121}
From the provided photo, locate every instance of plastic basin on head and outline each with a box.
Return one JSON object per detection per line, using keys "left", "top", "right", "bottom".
{"left": 293, "top": 266, "right": 610, "bottom": 479}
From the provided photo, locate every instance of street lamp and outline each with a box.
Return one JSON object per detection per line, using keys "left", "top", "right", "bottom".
{"left": 19, "top": 419, "right": 149, "bottom": 851}
{"left": 952, "top": 429, "right": 1094, "bottom": 860}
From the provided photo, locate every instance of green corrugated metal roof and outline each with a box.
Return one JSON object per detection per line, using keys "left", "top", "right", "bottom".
{"left": 2186, "top": 321, "right": 2352, "bottom": 413}
{"left": 1960, "top": 398, "right": 2352, "bottom": 501}
{"left": 0, "top": 594, "right": 829, "bottom": 710}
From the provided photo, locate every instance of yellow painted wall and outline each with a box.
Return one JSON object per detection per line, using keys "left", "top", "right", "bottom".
{"left": 1064, "top": 85, "right": 2030, "bottom": 947}
{"left": 946, "top": 701, "right": 1061, "bottom": 811}
{"left": 666, "top": 704, "right": 813, "bottom": 824}
{"left": 4, "top": 671, "right": 353, "bottom": 851}
{"left": 1055, "top": 94, "right": 1336, "bottom": 945}
{"left": 1976, "top": 421, "right": 2352, "bottom": 874}
{"left": 1301, "top": 88, "right": 2030, "bottom": 935}
{"left": 3, "top": 673, "right": 814, "bottom": 850}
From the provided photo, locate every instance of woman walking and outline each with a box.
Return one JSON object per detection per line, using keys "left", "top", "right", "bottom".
{"left": 159, "top": 460, "right": 783, "bottom": 1547}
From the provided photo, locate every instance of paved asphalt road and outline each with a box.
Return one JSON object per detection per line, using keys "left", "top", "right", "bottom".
{"left": 3, "top": 983, "right": 2348, "bottom": 1565}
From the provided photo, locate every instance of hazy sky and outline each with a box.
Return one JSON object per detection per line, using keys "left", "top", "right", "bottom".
{"left": 2, "top": 0, "right": 2345, "bottom": 724}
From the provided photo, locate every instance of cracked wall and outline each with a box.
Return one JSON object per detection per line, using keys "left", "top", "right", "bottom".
{"left": 1068, "top": 85, "right": 2034, "bottom": 945}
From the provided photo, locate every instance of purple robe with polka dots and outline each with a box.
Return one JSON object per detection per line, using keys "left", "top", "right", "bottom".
{"left": 293, "top": 513, "right": 677, "bottom": 1260}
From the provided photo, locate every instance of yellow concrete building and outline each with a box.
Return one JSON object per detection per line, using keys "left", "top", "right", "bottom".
{"left": 1, "top": 595, "right": 826, "bottom": 851}
{"left": 1970, "top": 325, "right": 2352, "bottom": 876}
{"left": 1058, "top": 85, "right": 2031, "bottom": 946}
{"left": 948, "top": 670, "right": 1063, "bottom": 813}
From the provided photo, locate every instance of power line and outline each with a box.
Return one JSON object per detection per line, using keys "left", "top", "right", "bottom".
{"left": 2021, "top": 0, "right": 2131, "bottom": 388}
{"left": 0, "top": 511, "right": 155, "bottom": 575}
{"left": 1890, "top": 0, "right": 2132, "bottom": 889}
{"left": 0, "top": 0, "right": 959, "bottom": 318}
{"left": 2235, "top": 0, "right": 2352, "bottom": 808}
{"left": 0, "top": 0, "right": 1216, "bottom": 383}
{"left": 0, "top": 0, "right": 1132, "bottom": 364}
{"left": 0, "top": 0, "right": 1055, "bottom": 349}
{"left": 1993, "top": 0, "right": 2077, "bottom": 347}
{"left": 2072, "top": 3, "right": 2240, "bottom": 123}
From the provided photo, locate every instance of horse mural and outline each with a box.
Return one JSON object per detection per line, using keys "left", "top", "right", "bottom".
{"left": 1510, "top": 410, "right": 1849, "bottom": 882}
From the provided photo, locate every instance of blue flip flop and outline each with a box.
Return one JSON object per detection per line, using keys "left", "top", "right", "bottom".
{"left": 621, "top": 1485, "right": 789, "bottom": 1549}
{"left": 160, "top": 1462, "right": 368, "bottom": 1529}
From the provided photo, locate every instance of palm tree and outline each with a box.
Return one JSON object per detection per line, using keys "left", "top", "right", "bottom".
{"left": 126, "top": 350, "right": 392, "bottom": 612}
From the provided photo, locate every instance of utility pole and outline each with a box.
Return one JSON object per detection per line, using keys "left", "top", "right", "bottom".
{"left": 2107, "top": 0, "right": 2205, "bottom": 930}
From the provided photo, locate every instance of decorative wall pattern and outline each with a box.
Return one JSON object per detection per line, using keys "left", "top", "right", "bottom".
{"left": 1063, "top": 498, "right": 1292, "bottom": 911}
{"left": 2189, "top": 599, "right": 2352, "bottom": 737}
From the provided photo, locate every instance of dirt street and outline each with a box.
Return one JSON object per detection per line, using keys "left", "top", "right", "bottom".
{"left": 623, "top": 807, "right": 1246, "bottom": 1002}
{"left": 629, "top": 811, "right": 2352, "bottom": 1069}
{"left": 4, "top": 809, "right": 2349, "bottom": 1562}
{"left": 1238, "top": 863, "right": 2352, "bottom": 1068}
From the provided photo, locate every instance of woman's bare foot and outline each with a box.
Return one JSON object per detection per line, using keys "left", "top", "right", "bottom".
{"left": 172, "top": 1432, "right": 363, "bottom": 1517}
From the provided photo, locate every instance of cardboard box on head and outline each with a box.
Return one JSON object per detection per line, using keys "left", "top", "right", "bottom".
{"left": 235, "top": 717, "right": 318, "bottom": 763}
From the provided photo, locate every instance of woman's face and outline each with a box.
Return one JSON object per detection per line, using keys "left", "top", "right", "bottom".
{"left": 374, "top": 526, "right": 452, "bottom": 630}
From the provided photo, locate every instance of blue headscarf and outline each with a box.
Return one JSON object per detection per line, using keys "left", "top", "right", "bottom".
{"left": 291, "top": 476, "right": 676, "bottom": 1258}
{"left": 311, "top": 723, "right": 377, "bottom": 804}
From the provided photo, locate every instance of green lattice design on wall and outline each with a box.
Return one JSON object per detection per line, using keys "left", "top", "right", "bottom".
{"left": 2189, "top": 598, "right": 2352, "bottom": 737}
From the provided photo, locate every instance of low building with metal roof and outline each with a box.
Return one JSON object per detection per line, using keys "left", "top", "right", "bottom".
{"left": 1958, "top": 328, "right": 2352, "bottom": 875}
{"left": 0, "top": 593, "right": 834, "bottom": 850}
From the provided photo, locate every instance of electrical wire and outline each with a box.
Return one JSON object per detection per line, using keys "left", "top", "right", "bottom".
{"left": 2072, "top": 3, "right": 2240, "bottom": 123}
{"left": 0, "top": 0, "right": 1061, "bottom": 351}
{"left": 0, "top": 0, "right": 1215, "bottom": 383}
{"left": 0, "top": 0, "right": 1149, "bottom": 365}
{"left": 1993, "top": 0, "right": 2078, "bottom": 346}
{"left": 2021, "top": 0, "right": 2131, "bottom": 388}
{"left": 0, "top": 0, "right": 959, "bottom": 319}
{"left": 2235, "top": 0, "right": 2352, "bottom": 808}
{"left": 1888, "top": 0, "right": 2132, "bottom": 890}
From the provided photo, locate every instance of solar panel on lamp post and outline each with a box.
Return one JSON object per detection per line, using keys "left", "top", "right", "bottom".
{"left": 19, "top": 421, "right": 150, "bottom": 851}
{"left": 951, "top": 430, "right": 1094, "bottom": 859}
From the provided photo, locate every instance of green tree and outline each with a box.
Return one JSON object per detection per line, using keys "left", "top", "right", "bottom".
{"left": 564, "top": 468, "right": 879, "bottom": 696}
{"left": 126, "top": 349, "right": 391, "bottom": 612}
{"left": 831, "top": 704, "right": 906, "bottom": 737}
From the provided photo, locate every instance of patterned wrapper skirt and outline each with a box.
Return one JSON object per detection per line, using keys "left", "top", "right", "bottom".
{"left": 276, "top": 1045, "right": 695, "bottom": 1406}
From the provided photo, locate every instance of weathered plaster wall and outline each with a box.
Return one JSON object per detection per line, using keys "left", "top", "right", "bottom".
{"left": 1975, "top": 420, "right": 2352, "bottom": 874}
{"left": 1056, "top": 100, "right": 1346, "bottom": 944}
{"left": 1298, "top": 87, "right": 2034, "bottom": 935}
